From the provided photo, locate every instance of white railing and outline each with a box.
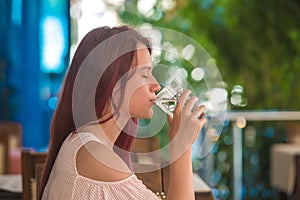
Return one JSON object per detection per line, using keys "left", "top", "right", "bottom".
{"left": 226, "top": 111, "right": 300, "bottom": 200}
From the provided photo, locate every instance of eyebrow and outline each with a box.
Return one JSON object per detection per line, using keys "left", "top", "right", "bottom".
{"left": 140, "top": 65, "right": 153, "bottom": 71}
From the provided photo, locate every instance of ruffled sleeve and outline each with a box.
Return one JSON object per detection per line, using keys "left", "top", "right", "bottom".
{"left": 71, "top": 174, "right": 159, "bottom": 200}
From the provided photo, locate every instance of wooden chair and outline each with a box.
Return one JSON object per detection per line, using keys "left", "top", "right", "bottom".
{"left": 133, "top": 163, "right": 163, "bottom": 193}
{"left": 131, "top": 137, "right": 161, "bottom": 164}
{"left": 0, "top": 121, "right": 22, "bottom": 174}
{"left": 21, "top": 149, "right": 47, "bottom": 200}
{"left": 35, "top": 163, "right": 45, "bottom": 199}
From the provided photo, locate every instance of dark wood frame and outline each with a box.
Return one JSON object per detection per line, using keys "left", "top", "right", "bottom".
{"left": 21, "top": 149, "right": 47, "bottom": 200}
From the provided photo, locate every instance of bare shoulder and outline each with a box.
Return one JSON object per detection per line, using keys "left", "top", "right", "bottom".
{"left": 76, "top": 141, "right": 132, "bottom": 182}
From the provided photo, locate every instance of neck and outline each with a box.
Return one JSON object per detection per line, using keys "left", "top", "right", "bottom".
{"left": 78, "top": 112, "right": 130, "bottom": 148}
{"left": 101, "top": 113, "right": 129, "bottom": 143}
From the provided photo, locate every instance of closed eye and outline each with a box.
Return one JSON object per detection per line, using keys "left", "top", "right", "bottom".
{"left": 140, "top": 65, "right": 153, "bottom": 79}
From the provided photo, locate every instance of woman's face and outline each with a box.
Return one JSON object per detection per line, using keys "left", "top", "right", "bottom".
{"left": 113, "top": 44, "right": 161, "bottom": 119}
{"left": 128, "top": 45, "right": 161, "bottom": 118}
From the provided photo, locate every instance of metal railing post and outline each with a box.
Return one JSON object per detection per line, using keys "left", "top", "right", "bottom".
{"left": 233, "top": 123, "right": 243, "bottom": 200}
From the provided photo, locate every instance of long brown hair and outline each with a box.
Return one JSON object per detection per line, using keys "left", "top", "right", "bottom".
{"left": 39, "top": 26, "right": 151, "bottom": 199}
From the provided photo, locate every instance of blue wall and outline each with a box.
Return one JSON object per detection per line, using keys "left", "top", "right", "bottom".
{"left": 0, "top": 0, "right": 70, "bottom": 150}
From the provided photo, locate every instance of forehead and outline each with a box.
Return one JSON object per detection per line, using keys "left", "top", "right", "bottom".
{"left": 134, "top": 44, "right": 152, "bottom": 68}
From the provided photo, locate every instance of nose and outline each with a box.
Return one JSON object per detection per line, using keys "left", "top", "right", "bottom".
{"left": 150, "top": 77, "right": 161, "bottom": 93}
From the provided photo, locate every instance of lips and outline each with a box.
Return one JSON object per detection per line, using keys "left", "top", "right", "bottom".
{"left": 150, "top": 97, "right": 157, "bottom": 103}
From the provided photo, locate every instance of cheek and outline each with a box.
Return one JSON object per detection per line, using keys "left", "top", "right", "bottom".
{"left": 129, "top": 87, "right": 149, "bottom": 113}
{"left": 129, "top": 88, "right": 144, "bottom": 107}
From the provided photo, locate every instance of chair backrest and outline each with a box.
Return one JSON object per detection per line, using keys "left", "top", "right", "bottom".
{"left": 131, "top": 137, "right": 160, "bottom": 164}
{"left": 21, "top": 149, "right": 47, "bottom": 200}
{"left": 133, "top": 163, "right": 163, "bottom": 193}
{"left": 0, "top": 121, "right": 22, "bottom": 173}
{"left": 35, "top": 163, "right": 45, "bottom": 200}
{"left": 131, "top": 137, "right": 164, "bottom": 196}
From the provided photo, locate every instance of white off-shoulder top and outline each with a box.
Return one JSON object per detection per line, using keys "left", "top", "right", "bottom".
{"left": 42, "top": 132, "right": 159, "bottom": 200}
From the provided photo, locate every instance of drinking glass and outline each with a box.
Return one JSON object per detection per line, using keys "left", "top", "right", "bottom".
{"left": 155, "top": 78, "right": 206, "bottom": 118}
{"left": 154, "top": 78, "right": 184, "bottom": 116}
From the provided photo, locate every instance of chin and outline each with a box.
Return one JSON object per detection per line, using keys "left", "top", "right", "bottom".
{"left": 144, "top": 114, "right": 152, "bottom": 119}
{"left": 130, "top": 105, "right": 154, "bottom": 119}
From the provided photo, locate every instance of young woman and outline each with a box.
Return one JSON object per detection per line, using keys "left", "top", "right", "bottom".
{"left": 39, "top": 26, "right": 206, "bottom": 200}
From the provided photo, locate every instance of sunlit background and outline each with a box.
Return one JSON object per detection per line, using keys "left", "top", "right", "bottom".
{"left": 1, "top": 0, "right": 300, "bottom": 199}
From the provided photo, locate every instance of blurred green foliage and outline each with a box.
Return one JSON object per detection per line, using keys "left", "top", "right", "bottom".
{"left": 118, "top": 0, "right": 300, "bottom": 110}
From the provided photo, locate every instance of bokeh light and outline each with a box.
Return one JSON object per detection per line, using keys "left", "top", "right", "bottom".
{"left": 236, "top": 116, "right": 246, "bottom": 129}
{"left": 191, "top": 67, "right": 205, "bottom": 81}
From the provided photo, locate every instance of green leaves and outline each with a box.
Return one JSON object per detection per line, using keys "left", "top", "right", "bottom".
{"left": 118, "top": 0, "right": 300, "bottom": 109}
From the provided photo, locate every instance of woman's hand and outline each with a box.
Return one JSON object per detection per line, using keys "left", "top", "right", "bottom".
{"left": 168, "top": 90, "right": 206, "bottom": 150}
{"left": 166, "top": 90, "right": 207, "bottom": 200}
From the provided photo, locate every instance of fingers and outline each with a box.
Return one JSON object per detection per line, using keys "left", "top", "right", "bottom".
{"left": 174, "top": 90, "right": 191, "bottom": 113}
{"left": 173, "top": 89, "right": 206, "bottom": 122}
{"left": 192, "top": 105, "right": 206, "bottom": 120}
{"left": 185, "top": 96, "right": 199, "bottom": 112}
